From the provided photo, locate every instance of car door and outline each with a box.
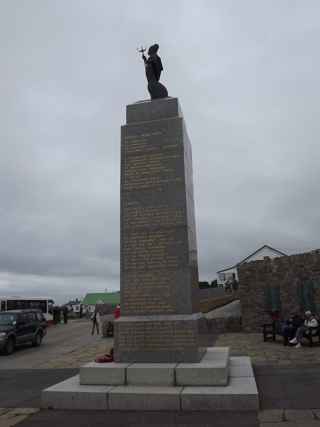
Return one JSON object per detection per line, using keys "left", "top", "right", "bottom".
{"left": 25, "top": 312, "right": 36, "bottom": 341}
{"left": 15, "top": 313, "right": 29, "bottom": 344}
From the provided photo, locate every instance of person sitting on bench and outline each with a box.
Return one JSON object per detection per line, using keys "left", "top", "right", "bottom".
{"left": 281, "top": 313, "right": 303, "bottom": 344}
{"left": 289, "top": 311, "right": 318, "bottom": 348}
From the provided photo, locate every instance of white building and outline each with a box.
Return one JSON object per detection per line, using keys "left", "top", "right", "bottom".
{"left": 217, "top": 245, "right": 287, "bottom": 286}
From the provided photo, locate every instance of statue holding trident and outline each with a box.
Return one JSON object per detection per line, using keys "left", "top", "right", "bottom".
{"left": 138, "top": 44, "right": 168, "bottom": 100}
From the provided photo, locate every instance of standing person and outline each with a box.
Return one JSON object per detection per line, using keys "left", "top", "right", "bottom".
{"left": 289, "top": 311, "right": 319, "bottom": 348}
{"left": 231, "top": 277, "right": 239, "bottom": 292}
{"left": 53, "top": 306, "right": 58, "bottom": 324}
{"left": 91, "top": 305, "right": 100, "bottom": 335}
{"left": 62, "top": 306, "right": 68, "bottom": 324}
{"left": 114, "top": 304, "right": 120, "bottom": 320}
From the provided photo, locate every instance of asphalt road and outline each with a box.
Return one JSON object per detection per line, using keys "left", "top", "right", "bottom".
{"left": 1, "top": 364, "right": 320, "bottom": 426}
{"left": 255, "top": 364, "right": 320, "bottom": 409}
{"left": 2, "top": 364, "right": 320, "bottom": 410}
{"left": 0, "top": 369, "right": 258, "bottom": 426}
{"left": 0, "top": 369, "right": 77, "bottom": 408}
{"left": 17, "top": 409, "right": 259, "bottom": 427}
{"left": 1, "top": 320, "right": 320, "bottom": 426}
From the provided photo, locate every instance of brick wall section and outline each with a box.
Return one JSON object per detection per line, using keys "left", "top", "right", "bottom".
{"left": 239, "top": 249, "right": 320, "bottom": 331}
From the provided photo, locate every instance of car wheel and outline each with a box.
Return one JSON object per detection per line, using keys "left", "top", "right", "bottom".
{"left": 32, "top": 333, "right": 42, "bottom": 347}
{"left": 4, "top": 337, "right": 15, "bottom": 355}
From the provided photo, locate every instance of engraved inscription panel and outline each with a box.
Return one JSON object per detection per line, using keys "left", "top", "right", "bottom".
{"left": 122, "top": 227, "right": 188, "bottom": 272}
{"left": 121, "top": 269, "right": 190, "bottom": 314}
{"left": 117, "top": 320, "right": 197, "bottom": 351}
{"left": 120, "top": 110, "right": 199, "bottom": 317}
{"left": 123, "top": 205, "right": 186, "bottom": 229}
{"left": 123, "top": 151, "right": 183, "bottom": 191}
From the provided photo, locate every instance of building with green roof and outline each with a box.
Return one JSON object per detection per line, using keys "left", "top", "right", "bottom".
{"left": 82, "top": 292, "right": 120, "bottom": 313}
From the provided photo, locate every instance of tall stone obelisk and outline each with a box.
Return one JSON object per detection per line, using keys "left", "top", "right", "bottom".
{"left": 114, "top": 97, "right": 203, "bottom": 362}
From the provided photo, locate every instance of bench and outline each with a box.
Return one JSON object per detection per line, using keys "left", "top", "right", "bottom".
{"left": 263, "top": 321, "right": 320, "bottom": 346}
{"left": 303, "top": 326, "right": 320, "bottom": 346}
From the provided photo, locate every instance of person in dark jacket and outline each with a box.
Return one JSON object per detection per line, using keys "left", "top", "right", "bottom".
{"left": 290, "top": 311, "right": 319, "bottom": 348}
{"left": 62, "top": 306, "right": 68, "bottom": 324}
{"left": 281, "top": 313, "right": 303, "bottom": 344}
{"left": 91, "top": 306, "right": 100, "bottom": 335}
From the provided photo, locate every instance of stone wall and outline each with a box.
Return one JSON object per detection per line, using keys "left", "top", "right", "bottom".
{"left": 199, "top": 316, "right": 242, "bottom": 334}
{"left": 199, "top": 288, "right": 238, "bottom": 313}
{"left": 239, "top": 249, "right": 320, "bottom": 331}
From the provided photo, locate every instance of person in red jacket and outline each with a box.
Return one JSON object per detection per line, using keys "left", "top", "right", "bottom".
{"left": 114, "top": 304, "right": 120, "bottom": 319}
{"left": 95, "top": 305, "right": 120, "bottom": 363}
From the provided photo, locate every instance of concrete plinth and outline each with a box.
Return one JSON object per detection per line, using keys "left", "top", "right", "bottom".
{"left": 80, "top": 362, "right": 129, "bottom": 385}
{"left": 42, "top": 376, "right": 111, "bottom": 410}
{"left": 181, "top": 377, "right": 259, "bottom": 411}
{"left": 176, "top": 347, "right": 229, "bottom": 386}
{"left": 127, "top": 363, "right": 177, "bottom": 386}
{"left": 109, "top": 386, "right": 182, "bottom": 411}
{"left": 229, "top": 356, "right": 255, "bottom": 378}
{"left": 41, "top": 352, "right": 259, "bottom": 412}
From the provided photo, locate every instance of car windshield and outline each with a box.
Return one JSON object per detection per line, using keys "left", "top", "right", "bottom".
{"left": 0, "top": 313, "right": 16, "bottom": 325}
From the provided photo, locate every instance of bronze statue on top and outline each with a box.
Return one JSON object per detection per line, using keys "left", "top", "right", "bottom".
{"left": 138, "top": 44, "right": 168, "bottom": 100}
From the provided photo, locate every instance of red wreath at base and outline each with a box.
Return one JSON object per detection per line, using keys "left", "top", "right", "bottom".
{"left": 95, "top": 348, "right": 114, "bottom": 363}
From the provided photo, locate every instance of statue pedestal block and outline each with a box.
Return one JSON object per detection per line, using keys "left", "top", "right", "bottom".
{"left": 115, "top": 314, "right": 204, "bottom": 363}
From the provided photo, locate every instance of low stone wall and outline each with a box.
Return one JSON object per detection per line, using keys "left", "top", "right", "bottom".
{"left": 199, "top": 316, "right": 242, "bottom": 334}
{"left": 239, "top": 249, "right": 320, "bottom": 331}
{"left": 199, "top": 288, "right": 238, "bottom": 313}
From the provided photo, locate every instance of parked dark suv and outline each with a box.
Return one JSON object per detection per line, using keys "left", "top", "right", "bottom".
{"left": 0, "top": 309, "right": 47, "bottom": 355}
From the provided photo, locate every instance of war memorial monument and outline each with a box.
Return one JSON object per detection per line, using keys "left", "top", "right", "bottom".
{"left": 42, "top": 44, "right": 259, "bottom": 412}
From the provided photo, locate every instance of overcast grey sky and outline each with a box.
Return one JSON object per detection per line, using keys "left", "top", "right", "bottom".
{"left": 1, "top": 1, "right": 319, "bottom": 303}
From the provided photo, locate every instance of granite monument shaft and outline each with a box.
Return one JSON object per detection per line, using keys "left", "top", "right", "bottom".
{"left": 114, "top": 97, "right": 203, "bottom": 362}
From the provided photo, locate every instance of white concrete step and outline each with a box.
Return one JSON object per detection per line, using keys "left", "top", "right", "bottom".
{"left": 175, "top": 347, "right": 230, "bottom": 386}
{"left": 79, "top": 347, "right": 230, "bottom": 387}
{"left": 229, "top": 356, "right": 255, "bottom": 378}
{"left": 181, "top": 376, "right": 259, "bottom": 411}
{"left": 42, "top": 375, "right": 111, "bottom": 410}
{"left": 126, "top": 363, "right": 177, "bottom": 386}
{"left": 80, "top": 362, "right": 129, "bottom": 385}
{"left": 109, "top": 386, "right": 182, "bottom": 411}
{"left": 41, "top": 356, "right": 258, "bottom": 411}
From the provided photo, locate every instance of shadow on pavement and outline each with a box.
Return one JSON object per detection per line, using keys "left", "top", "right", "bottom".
{"left": 0, "top": 369, "right": 78, "bottom": 408}
{"left": 16, "top": 409, "right": 259, "bottom": 427}
{"left": 255, "top": 363, "right": 320, "bottom": 409}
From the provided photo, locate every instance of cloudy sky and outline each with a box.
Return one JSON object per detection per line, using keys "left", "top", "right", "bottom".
{"left": 1, "top": 1, "right": 319, "bottom": 303}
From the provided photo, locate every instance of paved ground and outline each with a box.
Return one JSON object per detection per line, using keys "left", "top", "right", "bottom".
{"left": 15, "top": 409, "right": 259, "bottom": 427}
{"left": 255, "top": 364, "right": 320, "bottom": 409}
{"left": 0, "top": 369, "right": 77, "bottom": 408}
{"left": 1, "top": 325, "right": 320, "bottom": 426}
{"left": 15, "top": 409, "right": 320, "bottom": 427}
{"left": 0, "top": 319, "right": 112, "bottom": 369}
{"left": 1, "top": 364, "right": 320, "bottom": 426}
{"left": 216, "top": 332, "right": 320, "bottom": 365}
{"left": 4, "top": 317, "right": 319, "bottom": 370}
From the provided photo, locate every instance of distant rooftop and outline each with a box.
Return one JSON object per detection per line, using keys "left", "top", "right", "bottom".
{"left": 217, "top": 244, "right": 287, "bottom": 273}
{"left": 82, "top": 292, "right": 120, "bottom": 306}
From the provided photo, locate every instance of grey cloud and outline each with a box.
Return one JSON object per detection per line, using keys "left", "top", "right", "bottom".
{"left": 1, "top": 1, "right": 320, "bottom": 301}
